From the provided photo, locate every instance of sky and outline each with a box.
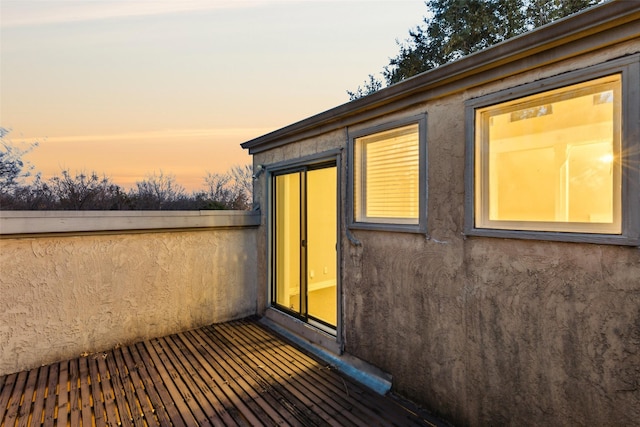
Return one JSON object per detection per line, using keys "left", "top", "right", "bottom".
{"left": 1, "top": 0, "right": 426, "bottom": 191}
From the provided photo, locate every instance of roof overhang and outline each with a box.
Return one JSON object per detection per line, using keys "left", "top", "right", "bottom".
{"left": 241, "top": 1, "right": 640, "bottom": 154}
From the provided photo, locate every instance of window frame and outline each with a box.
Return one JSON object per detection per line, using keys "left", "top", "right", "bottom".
{"left": 464, "top": 55, "right": 640, "bottom": 246}
{"left": 348, "top": 114, "right": 427, "bottom": 233}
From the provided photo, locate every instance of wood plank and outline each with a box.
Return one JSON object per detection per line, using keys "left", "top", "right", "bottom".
{"left": 210, "top": 323, "right": 360, "bottom": 425}
{"left": 0, "top": 374, "right": 7, "bottom": 422}
{"left": 149, "top": 337, "right": 213, "bottom": 426}
{"left": 213, "top": 323, "right": 332, "bottom": 426}
{"left": 182, "top": 328, "right": 266, "bottom": 427}
{"left": 184, "top": 329, "right": 278, "bottom": 427}
{"left": 88, "top": 357, "right": 107, "bottom": 427}
{"left": 240, "top": 320, "right": 429, "bottom": 427}
{"left": 56, "top": 360, "right": 69, "bottom": 427}
{"left": 68, "top": 359, "right": 80, "bottom": 427}
{"left": 210, "top": 323, "right": 352, "bottom": 426}
{"left": 242, "top": 321, "right": 438, "bottom": 427}
{"left": 176, "top": 330, "right": 262, "bottom": 427}
{"left": 43, "top": 363, "right": 59, "bottom": 427}
{"left": 131, "top": 342, "right": 185, "bottom": 427}
{"left": 29, "top": 365, "right": 50, "bottom": 427}
{"left": 119, "top": 346, "right": 160, "bottom": 426}
{"left": 240, "top": 323, "right": 378, "bottom": 400}
{"left": 3, "top": 370, "right": 28, "bottom": 427}
{"left": 0, "top": 319, "right": 445, "bottom": 427}
{"left": 17, "top": 368, "right": 40, "bottom": 427}
{"left": 193, "top": 331, "right": 319, "bottom": 425}
{"left": 105, "top": 349, "right": 134, "bottom": 427}
{"left": 163, "top": 333, "right": 238, "bottom": 426}
{"left": 142, "top": 340, "right": 197, "bottom": 426}
{"left": 96, "top": 354, "right": 120, "bottom": 427}
{"left": 0, "top": 372, "right": 18, "bottom": 423}
{"left": 174, "top": 330, "right": 258, "bottom": 427}
{"left": 237, "top": 321, "right": 398, "bottom": 426}
{"left": 236, "top": 322, "right": 360, "bottom": 390}
{"left": 79, "top": 357, "right": 93, "bottom": 427}
{"left": 112, "top": 348, "right": 146, "bottom": 427}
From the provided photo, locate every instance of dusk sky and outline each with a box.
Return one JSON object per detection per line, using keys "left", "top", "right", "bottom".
{"left": 1, "top": 0, "right": 426, "bottom": 190}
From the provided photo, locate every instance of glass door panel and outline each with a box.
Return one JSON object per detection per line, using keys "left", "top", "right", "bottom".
{"left": 274, "top": 172, "right": 301, "bottom": 314}
{"left": 306, "top": 167, "right": 337, "bottom": 326}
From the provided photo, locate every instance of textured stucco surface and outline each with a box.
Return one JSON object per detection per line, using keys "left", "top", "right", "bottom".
{"left": 252, "top": 41, "right": 640, "bottom": 426}
{"left": 0, "top": 227, "right": 257, "bottom": 376}
{"left": 344, "top": 232, "right": 640, "bottom": 426}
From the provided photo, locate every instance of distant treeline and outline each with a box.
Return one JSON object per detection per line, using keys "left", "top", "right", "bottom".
{"left": 0, "top": 167, "right": 253, "bottom": 211}
{"left": 1, "top": 127, "right": 253, "bottom": 211}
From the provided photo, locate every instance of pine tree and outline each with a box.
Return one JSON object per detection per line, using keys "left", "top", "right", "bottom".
{"left": 348, "top": 0, "right": 603, "bottom": 100}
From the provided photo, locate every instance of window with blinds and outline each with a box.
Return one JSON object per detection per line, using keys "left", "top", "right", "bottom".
{"left": 354, "top": 123, "right": 420, "bottom": 225}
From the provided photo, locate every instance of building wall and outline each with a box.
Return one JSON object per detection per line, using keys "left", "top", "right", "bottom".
{"left": 252, "top": 40, "right": 640, "bottom": 425}
{"left": 0, "top": 215, "right": 258, "bottom": 376}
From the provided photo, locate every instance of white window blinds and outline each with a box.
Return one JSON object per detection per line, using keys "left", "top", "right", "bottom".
{"left": 354, "top": 123, "right": 419, "bottom": 224}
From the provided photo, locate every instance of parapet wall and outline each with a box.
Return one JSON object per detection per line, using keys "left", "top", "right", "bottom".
{"left": 0, "top": 211, "right": 260, "bottom": 376}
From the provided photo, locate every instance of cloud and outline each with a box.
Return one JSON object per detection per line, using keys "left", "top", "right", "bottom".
{"left": 26, "top": 128, "right": 274, "bottom": 144}
{"left": 1, "top": 0, "right": 272, "bottom": 28}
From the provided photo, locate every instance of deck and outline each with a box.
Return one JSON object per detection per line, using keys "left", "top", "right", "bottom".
{"left": 0, "top": 318, "right": 444, "bottom": 426}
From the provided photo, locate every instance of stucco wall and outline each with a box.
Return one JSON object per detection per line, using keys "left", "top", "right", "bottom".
{"left": 344, "top": 46, "right": 640, "bottom": 425}
{"left": 344, "top": 230, "right": 640, "bottom": 425}
{"left": 0, "top": 216, "right": 258, "bottom": 376}
{"left": 252, "top": 41, "right": 640, "bottom": 425}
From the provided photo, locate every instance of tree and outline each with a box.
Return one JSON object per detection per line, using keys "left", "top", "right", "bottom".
{"left": 526, "top": 0, "right": 602, "bottom": 27}
{"left": 349, "top": 0, "right": 603, "bottom": 98}
{"left": 49, "top": 170, "right": 126, "bottom": 210}
{"left": 229, "top": 165, "right": 253, "bottom": 198}
{"left": 130, "top": 171, "right": 187, "bottom": 210}
{"left": 0, "top": 162, "right": 255, "bottom": 211}
{"left": 199, "top": 164, "right": 253, "bottom": 210}
{"left": 201, "top": 172, "right": 232, "bottom": 209}
{"left": 347, "top": 74, "right": 384, "bottom": 101}
{"left": 0, "top": 127, "right": 39, "bottom": 191}
{"left": 3, "top": 175, "right": 57, "bottom": 210}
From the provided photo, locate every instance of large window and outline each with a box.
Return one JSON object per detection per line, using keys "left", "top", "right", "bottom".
{"left": 465, "top": 56, "right": 639, "bottom": 245}
{"left": 349, "top": 116, "right": 426, "bottom": 233}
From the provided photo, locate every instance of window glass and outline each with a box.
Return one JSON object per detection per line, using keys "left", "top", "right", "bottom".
{"left": 474, "top": 74, "right": 621, "bottom": 234}
{"left": 354, "top": 123, "right": 420, "bottom": 224}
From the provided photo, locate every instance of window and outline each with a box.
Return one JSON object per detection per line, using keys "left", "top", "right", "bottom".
{"left": 465, "top": 56, "right": 640, "bottom": 245}
{"left": 349, "top": 116, "right": 426, "bottom": 233}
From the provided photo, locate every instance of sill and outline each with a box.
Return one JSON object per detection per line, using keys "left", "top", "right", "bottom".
{"left": 464, "top": 227, "right": 639, "bottom": 246}
{"left": 349, "top": 222, "right": 426, "bottom": 234}
{"left": 0, "top": 210, "right": 261, "bottom": 237}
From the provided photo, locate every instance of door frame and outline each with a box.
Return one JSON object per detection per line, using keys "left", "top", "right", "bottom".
{"left": 265, "top": 149, "right": 343, "bottom": 345}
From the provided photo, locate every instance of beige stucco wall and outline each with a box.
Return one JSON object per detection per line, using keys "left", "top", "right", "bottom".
{"left": 252, "top": 41, "right": 640, "bottom": 426}
{"left": 0, "top": 215, "right": 258, "bottom": 376}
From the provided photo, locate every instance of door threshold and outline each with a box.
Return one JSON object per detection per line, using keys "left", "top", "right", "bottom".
{"left": 263, "top": 307, "right": 340, "bottom": 353}
{"left": 308, "top": 318, "right": 336, "bottom": 335}
{"left": 260, "top": 309, "right": 392, "bottom": 395}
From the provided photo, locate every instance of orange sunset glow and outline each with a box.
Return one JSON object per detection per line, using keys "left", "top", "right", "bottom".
{"left": 1, "top": 0, "right": 426, "bottom": 191}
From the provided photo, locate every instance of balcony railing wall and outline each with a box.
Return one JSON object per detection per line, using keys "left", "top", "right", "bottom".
{"left": 0, "top": 211, "right": 260, "bottom": 376}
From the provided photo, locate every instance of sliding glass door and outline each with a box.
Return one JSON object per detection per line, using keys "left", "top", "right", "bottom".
{"left": 272, "top": 164, "right": 337, "bottom": 330}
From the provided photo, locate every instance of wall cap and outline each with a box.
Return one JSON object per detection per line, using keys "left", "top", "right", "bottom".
{"left": 0, "top": 210, "right": 262, "bottom": 236}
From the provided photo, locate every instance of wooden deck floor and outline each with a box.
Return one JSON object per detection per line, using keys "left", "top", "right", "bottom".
{"left": 0, "top": 318, "right": 444, "bottom": 426}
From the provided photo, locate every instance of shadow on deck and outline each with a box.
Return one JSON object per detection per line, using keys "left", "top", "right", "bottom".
{"left": 0, "top": 318, "right": 445, "bottom": 426}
